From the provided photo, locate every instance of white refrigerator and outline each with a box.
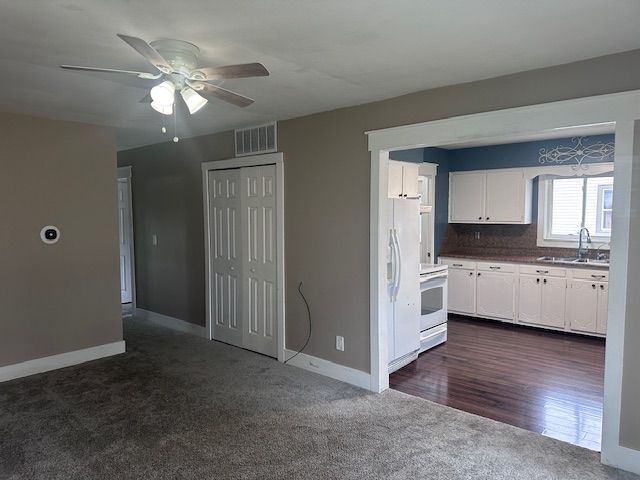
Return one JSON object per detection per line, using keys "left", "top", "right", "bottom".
{"left": 387, "top": 198, "right": 421, "bottom": 373}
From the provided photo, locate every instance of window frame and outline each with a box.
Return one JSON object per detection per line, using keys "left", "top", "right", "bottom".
{"left": 537, "top": 176, "right": 612, "bottom": 249}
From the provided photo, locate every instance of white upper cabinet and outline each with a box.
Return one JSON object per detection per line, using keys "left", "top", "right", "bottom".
{"left": 449, "top": 169, "right": 532, "bottom": 224}
{"left": 485, "top": 170, "right": 527, "bottom": 222}
{"left": 388, "top": 160, "right": 419, "bottom": 199}
{"left": 449, "top": 171, "right": 485, "bottom": 222}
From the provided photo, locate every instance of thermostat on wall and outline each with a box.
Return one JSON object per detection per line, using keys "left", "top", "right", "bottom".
{"left": 40, "top": 226, "right": 60, "bottom": 244}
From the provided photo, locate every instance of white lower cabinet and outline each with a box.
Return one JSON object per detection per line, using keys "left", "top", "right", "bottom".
{"left": 540, "top": 277, "right": 567, "bottom": 328}
{"left": 566, "top": 279, "right": 609, "bottom": 334}
{"left": 517, "top": 275, "right": 566, "bottom": 328}
{"left": 597, "top": 283, "right": 608, "bottom": 334}
{"left": 440, "top": 257, "right": 607, "bottom": 336}
{"left": 476, "top": 271, "right": 515, "bottom": 321}
{"left": 517, "top": 275, "right": 541, "bottom": 324}
{"left": 447, "top": 267, "right": 476, "bottom": 315}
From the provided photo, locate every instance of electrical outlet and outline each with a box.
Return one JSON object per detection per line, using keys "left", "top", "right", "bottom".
{"left": 336, "top": 335, "right": 344, "bottom": 351}
{"left": 152, "top": 234, "right": 158, "bottom": 246}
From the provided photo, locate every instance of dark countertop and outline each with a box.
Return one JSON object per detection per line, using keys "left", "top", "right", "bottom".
{"left": 439, "top": 251, "right": 609, "bottom": 270}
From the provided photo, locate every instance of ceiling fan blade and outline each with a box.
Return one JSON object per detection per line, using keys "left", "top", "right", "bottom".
{"left": 189, "top": 62, "right": 269, "bottom": 81}
{"left": 117, "top": 34, "right": 174, "bottom": 74}
{"left": 188, "top": 81, "right": 254, "bottom": 108}
{"left": 139, "top": 92, "right": 152, "bottom": 103}
{"left": 60, "top": 65, "right": 161, "bottom": 79}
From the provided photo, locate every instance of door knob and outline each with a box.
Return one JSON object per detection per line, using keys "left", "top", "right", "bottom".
{"left": 229, "top": 266, "right": 235, "bottom": 271}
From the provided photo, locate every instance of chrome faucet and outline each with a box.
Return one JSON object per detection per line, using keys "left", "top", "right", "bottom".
{"left": 578, "top": 227, "right": 592, "bottom": 260}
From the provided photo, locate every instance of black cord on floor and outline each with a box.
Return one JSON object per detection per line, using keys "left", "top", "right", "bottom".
{"left": 284, "top": 282, "right": 312, "bottom": 364}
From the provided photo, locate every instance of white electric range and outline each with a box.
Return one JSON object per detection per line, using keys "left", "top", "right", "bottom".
{"left": 419, "top": 263, "right": 448, "bottom": 353}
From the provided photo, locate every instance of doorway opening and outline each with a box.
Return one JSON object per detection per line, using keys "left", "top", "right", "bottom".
{"left": 117, "top": 167, "right": 135, "bottom": 317}
{"left": 367, "top": 90, "right": 640, "bottom": 474}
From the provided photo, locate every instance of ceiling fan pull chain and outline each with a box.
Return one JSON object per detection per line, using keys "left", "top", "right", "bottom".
{"left": 173, "top": 107, "right": 179, "bottom": 143}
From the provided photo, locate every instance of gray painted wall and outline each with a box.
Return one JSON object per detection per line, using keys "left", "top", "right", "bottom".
{"left": 0, "top": 112, "right": 122, "bottom": 367}
{"left": 118, "top": 49, "right": 640, "bottom": 373}
{"left": 117, "top": 131, "right": 235, "bottom": 326}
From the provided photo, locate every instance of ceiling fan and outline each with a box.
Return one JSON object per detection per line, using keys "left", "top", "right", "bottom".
{"left": 61, "top": 34, "right": 269, "bottom": 116}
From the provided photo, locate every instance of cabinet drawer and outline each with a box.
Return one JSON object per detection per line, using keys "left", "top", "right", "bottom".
{"left": 519, "top": 265, "right": 566, "bottom": 277}
{"left": 570, "top": 269, "right": 608, "bottom": 282}
{"left": 477, "top": 262, "right": 518, "bottom": 274}
{"left": 440, "top": 258, "right": 476, "bottom": 270}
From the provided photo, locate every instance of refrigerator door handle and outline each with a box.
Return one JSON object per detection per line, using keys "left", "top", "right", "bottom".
{"left": 393, "top": 229, "right": 402, "bottom": 302}
{"left": 389, "top": 229, "right": 398, "bottom": 300}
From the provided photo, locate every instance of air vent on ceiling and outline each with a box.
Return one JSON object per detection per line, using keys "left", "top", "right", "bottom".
{"left": 235, "top": 122, "right": 277, "bottom": 157}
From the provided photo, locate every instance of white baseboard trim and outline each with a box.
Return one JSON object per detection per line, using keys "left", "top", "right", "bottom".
{"left": 283, "top": 349, "right": 372, "bottom": 390}
{"left": 136, "top": 308, "right": 207, "bottom": 338}
{"left": 0, "top": 341, "right": 126, "bottom": 383}
{"left": 602, "top": 445, "right": 640, "bottom": 475}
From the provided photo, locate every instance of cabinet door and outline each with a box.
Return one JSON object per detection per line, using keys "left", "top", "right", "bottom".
{"left": 448, "top": 268, "right": 476, "bottom": 314}
{"left": 517, "top": 274, "right": 541, "bottom": 324}
{"left": 567, "top": 279, "right": 598, "bottom": 333}
{"left": 476, "top": 271, "right": 515, "bottom": 320}
{"left": 540, "top": 277, "right": 566, "bottom": 328}
{"left": 402, "top": 162, "right": 420, "bottom": 198}
{"left": 449, "top": 172, "right": 485, "bottom": 223}
{"left": 485, "top": 170, "right": 524, "bottom": 223}
{"left": 597, "top": 283, "right": 608, "bottom": 335}
{"left": 388, "top": 160, "right": 404, "bottom": 199}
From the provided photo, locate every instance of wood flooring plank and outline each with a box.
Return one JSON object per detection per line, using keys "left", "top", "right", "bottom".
{"left": 389, "top": 315, "right": 605, "bottom": 451}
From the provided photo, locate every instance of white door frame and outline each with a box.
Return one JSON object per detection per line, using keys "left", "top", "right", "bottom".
{"left": 201, "top": 153, "right": 285, "bottom": 362}
{"left": 366, "top": 90, "right": 640, "bottom": 474}
{"left": 117, "top": 166, "right": 136, "bottom": 311}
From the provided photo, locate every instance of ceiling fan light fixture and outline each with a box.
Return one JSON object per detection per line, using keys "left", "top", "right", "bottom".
{"left": 150, "top": 101, "right": 173, "bottom": 115}
{"left": 181, "top": 87, "right": 208, "bottom": 114}
{"left": 150, "top": 80, "right": 175, "bottom": 107}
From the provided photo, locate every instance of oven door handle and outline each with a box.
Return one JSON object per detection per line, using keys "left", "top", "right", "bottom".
{"left": 392, "top": 229, "right": 402, "bottom": 302}
{"left": 420, "top": 272, "right": 449, "bottom": 285}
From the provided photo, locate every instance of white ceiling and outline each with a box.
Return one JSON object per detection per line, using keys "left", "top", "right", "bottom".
{"left": 1, "top": 0, "right": 639, "bottom": 151}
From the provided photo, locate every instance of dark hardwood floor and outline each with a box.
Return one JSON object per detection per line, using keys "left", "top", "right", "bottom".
{"left": 390, "top": 315, "right": 605, "bottom": 451}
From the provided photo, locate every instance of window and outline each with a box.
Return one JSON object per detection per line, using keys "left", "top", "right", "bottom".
{"left": 539, "top": 176, "right": 613, "bottom": 246}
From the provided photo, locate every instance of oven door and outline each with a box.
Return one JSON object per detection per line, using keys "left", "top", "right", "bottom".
{"left": 420, "top": 273, "right": 448, "bottom": 331}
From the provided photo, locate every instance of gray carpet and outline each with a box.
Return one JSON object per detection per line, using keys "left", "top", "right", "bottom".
{"left": 0, "top": 317, "right": 636, "bottom": 480}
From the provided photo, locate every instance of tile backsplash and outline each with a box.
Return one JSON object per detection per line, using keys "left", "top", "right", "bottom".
{"left": 439, "top": 223, "right": 600, "bottom": 259}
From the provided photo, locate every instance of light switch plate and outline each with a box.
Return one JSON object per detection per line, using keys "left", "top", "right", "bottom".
{"left": 336, "top": 335, "right": 344, "bottom": 351}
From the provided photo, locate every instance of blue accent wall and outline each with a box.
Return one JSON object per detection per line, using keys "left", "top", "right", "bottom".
{"left": 389, "top": 135, "right": 615, "bottom": 259}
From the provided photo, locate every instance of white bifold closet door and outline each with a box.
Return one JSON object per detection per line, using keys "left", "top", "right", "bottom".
{"left": 208, "top": 164, "right": 277, "bottom": 357}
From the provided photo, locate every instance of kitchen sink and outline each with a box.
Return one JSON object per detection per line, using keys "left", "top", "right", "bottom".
{"left": 536, "top": 256, "right": 609, "bottom": 267}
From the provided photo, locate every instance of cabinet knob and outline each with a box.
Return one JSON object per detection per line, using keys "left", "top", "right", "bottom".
{"left": 478, "top": 217, "right": 482, "bottom": 220}
{"left": 477, "top": 273, "right": 481, "bottom": 277}
{"left": 592, "top": 284, "right": 596, "bottom": 289}
{"left": 600, "top": 284, "right": 604, "bottom": 290}
{"left": 486, "top": 217, "right": 490, "bottom": 220}
{"left": 543, "top": 278, "right": 547, "bottom": 284}
{"left": 536, "top": 278, "right": 540, "bottom": 283}
{"left": 398, "top": 194, "right": 403, "bottom": 197}
{"left": 469, "top": 272, "right": 473, "bottom": 276}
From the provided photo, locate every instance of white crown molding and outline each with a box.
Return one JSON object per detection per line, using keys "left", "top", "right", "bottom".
{"left": 0, "top": 341, "right": 126, "bottom": 383}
